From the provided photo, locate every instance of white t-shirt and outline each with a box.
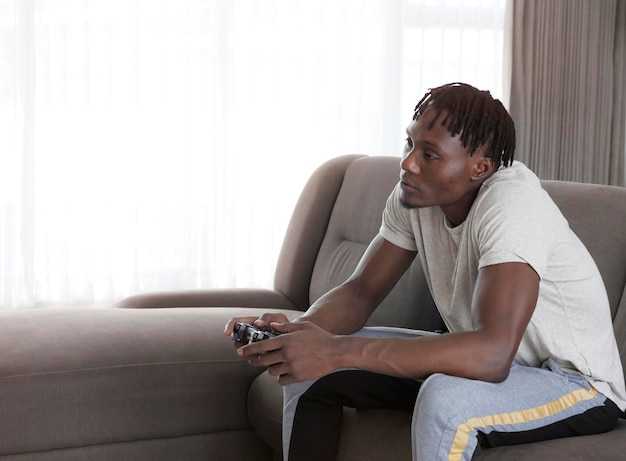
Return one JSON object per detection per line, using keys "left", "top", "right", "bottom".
{"left": 380, "top": 161, "right": 626, "bottom": 410}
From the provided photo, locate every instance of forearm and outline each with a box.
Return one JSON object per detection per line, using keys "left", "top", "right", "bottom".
{"left": 295, "top": 282, "right": 377, "bottom": 335}
{"left": 335, "top": 330, "right": 514, "bottom": 383}
{"left": 244, "top": 262, "right": 536, "bottom": 387}
{"left": 333, "top": 262, "right": 538, "bottom": 383}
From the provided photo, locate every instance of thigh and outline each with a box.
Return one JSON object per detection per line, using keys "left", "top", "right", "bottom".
{"left": 412, "top": 361, "right": 619, "bottom": 461}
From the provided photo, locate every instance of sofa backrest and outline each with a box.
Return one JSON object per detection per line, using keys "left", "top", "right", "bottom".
{"left": 540, "top": 180, "right": 626, "bottom": 372}
{"left": 540, "top": 180, "right": 626, "bottom": 319}
{"left": 276, "top": 155, "right": 626, "bottom": 370}
{"left": 274, "top": 155, "right": 366, "bottom": 310}
{"left": 305, "top": 155, "right": 443, "bottom": 330}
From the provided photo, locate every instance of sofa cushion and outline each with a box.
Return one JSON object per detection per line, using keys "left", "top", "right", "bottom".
{"left": 0, "top": 307, "right": 291, "bottom": 459}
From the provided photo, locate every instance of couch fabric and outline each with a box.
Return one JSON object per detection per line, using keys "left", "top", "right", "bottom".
{"left": 2, "top": 155, "right": 625, "bottom": 460}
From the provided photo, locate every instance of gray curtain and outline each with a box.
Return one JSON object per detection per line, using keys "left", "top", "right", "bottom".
{"left": 509, "top": 0, "right": 626, "bottom": 186}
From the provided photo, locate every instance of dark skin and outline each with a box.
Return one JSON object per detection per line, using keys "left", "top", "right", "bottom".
{"left": 224, "top": 108, "right": 540, "bottom": 386}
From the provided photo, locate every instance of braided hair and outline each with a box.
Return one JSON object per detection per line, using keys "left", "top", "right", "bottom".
{"left": 413, "top": 82, "right": 516, "bottom": 167}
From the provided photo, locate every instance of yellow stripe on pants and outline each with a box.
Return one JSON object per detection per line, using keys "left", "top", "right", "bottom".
{"left": 448, "top": 386, "right": 599, "bottom": 461}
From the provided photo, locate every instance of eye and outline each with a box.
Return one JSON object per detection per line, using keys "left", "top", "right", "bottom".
{"left": 404, "top": 137, "right": 413, "bottom": 148}
{"left": 423, "top": 150, "right": 438, "bottom": 160}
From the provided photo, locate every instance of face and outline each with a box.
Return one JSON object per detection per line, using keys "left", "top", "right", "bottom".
{"left": 399, "top": 108, "right": 494, "bottom": 226}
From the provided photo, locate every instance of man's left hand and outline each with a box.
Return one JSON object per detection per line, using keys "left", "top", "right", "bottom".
{"left": 237, "top": 321, "right": 343, "bottom": 385}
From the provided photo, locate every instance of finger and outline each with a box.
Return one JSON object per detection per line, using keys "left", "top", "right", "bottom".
{"left": 237, "top": 337, "right": 281, "bottom": 358}
{"left": 256, "top": 352, "right": 281, "bottom": 369}
{"left": 250, "top": 353, "right": 267, "bottom": 368}
{"left": 266, "top": 361, "right": 290, "bottom": 377}
{"left": 254, "top": 313, "right": 274, "bottom": 327}
{"left": 255, "top": 313, "right": 289, "bottom": 328}
{"left": 277, "top": 373, "right": 296, "bottom": 386}
{"left": 269, "top": 320, "right": 309, "bottom": 333}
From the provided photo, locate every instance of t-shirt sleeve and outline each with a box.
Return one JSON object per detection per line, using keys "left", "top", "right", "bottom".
{"left": 473, "top": 182, "right": 556, "bottom": 279}
{"left": 379, "top": 183, "right": 418, "bottom": 251}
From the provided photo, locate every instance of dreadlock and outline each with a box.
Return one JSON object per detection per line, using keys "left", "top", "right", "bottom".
{"left": 413, "top": 82, "right": 516, "bottom": 167}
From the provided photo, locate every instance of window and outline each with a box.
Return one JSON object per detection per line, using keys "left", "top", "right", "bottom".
{"left": 0, "top": 0, "right": 506, "bottom": 309}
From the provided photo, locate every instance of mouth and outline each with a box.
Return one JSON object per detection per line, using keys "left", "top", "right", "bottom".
{"left": 400, "top": 178, "right": 419, "bottom": 192}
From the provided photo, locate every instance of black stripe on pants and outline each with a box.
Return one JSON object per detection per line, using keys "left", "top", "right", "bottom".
{"left": 476, "top": 397, "right": 622, "bottom": 450}
{"left": 288, "top": 370, "right": 421, "bottom": 461}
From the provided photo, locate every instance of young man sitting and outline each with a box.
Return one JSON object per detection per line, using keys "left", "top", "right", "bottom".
{"left": 225, "top": 82, "right": 626, "bottom": 461}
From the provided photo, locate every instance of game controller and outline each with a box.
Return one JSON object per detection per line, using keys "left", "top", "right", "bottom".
{"left": 232, "top": 321, "right": 281, "bottom": 344}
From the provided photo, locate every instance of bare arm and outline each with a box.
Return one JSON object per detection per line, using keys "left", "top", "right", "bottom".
{"left": 241, "top": 260, "right": 539, "bottom": 385}
{"left": 339, "top": 261, "right": 540, "bottom": 382}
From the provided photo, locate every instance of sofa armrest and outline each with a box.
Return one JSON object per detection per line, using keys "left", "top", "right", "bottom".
{"left": 113, "top": 288, "right": 300, "bottom": 310}
{"left": 1, "top": 307, "right": 302, "bottom": 459}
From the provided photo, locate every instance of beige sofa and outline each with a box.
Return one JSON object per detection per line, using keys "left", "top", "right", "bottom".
{"left": 1, "top": 155, "right": 625, "bottom": 460}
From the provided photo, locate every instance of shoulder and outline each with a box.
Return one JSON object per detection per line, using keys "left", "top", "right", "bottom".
{"left": 469, "top": 162, "right": 565, "bottom": 275}
{"left": 474, "top": 161, "right": 555, "bottom": 219}
{"left": 481, "top": 161, "right": 542, "bottom": 195}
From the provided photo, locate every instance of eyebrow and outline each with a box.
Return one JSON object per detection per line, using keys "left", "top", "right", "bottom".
{"left": 421, "top": 140, "right": 439, "bottom": 148}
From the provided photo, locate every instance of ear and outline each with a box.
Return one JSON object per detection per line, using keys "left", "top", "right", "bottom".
{"left": 471, "top": 156, "right": 496, "bottom": 181}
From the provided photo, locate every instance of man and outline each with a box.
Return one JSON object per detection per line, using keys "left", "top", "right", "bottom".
{"left": 224, "top": 82, "right": 626, "bottom": 460}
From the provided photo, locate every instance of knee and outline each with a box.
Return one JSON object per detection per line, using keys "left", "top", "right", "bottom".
{"left": 413, "top": 374, "right": 469, "bottom": 427}
{"left": 284, "top": 373, "right": 346, "bottom": 411}
{"left": 412, "top": 374, "right": 485, "bottom": 461}
{"left": 283, "top": 377, "right": 322, "bottom": 411}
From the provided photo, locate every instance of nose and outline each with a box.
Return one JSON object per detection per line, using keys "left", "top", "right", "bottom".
{"left": 401, "top": 150, "right": 420, "bottom": 175}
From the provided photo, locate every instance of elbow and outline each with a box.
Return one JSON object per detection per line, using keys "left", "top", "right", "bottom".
{"left": 475, "top": 352, "right": 515, "bottom": 383}
{"left": 482, "top": 365, "right": 511, "bottom": 383}
{"left": 470, "top": 331, "right": 519, "bottom": 383}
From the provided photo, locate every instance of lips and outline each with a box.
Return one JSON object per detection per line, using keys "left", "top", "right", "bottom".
{"left": 400, "top": 176, "right": 419, "bottom": 192}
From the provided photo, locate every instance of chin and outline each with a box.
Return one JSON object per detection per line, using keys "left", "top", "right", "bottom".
{"left": 399, "top": 194, "right": 422, "bottom": 210}
{"left": 400, "top": 199, "right": 417, "bottom": 210}
{"left": 399, "top": 191, "right": 433, "bottom": 210}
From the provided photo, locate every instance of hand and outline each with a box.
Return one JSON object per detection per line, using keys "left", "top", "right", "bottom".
{"left": 237, "top": 321, "right": 344, "bottom": 385}
{"left": 224, "top": 312, "right": 290, "bottom": 347}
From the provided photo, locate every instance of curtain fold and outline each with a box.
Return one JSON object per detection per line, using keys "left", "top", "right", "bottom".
{"left": 611, "top": 0, "right": 626, "bottom": 186}
{"left": 0, "top": 0, "right": 506, "bottom": 309}
{"left": 509, "top": 0, "right": 626, "bottom": 185}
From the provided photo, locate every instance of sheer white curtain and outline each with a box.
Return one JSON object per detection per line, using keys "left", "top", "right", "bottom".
{"left": 0, "top": 0, "right": 506, "bottom": 309}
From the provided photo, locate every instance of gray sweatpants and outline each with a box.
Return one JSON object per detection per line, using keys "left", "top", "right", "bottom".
{"left": 283, "top": 327, "right": 614, "bottom": 461}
